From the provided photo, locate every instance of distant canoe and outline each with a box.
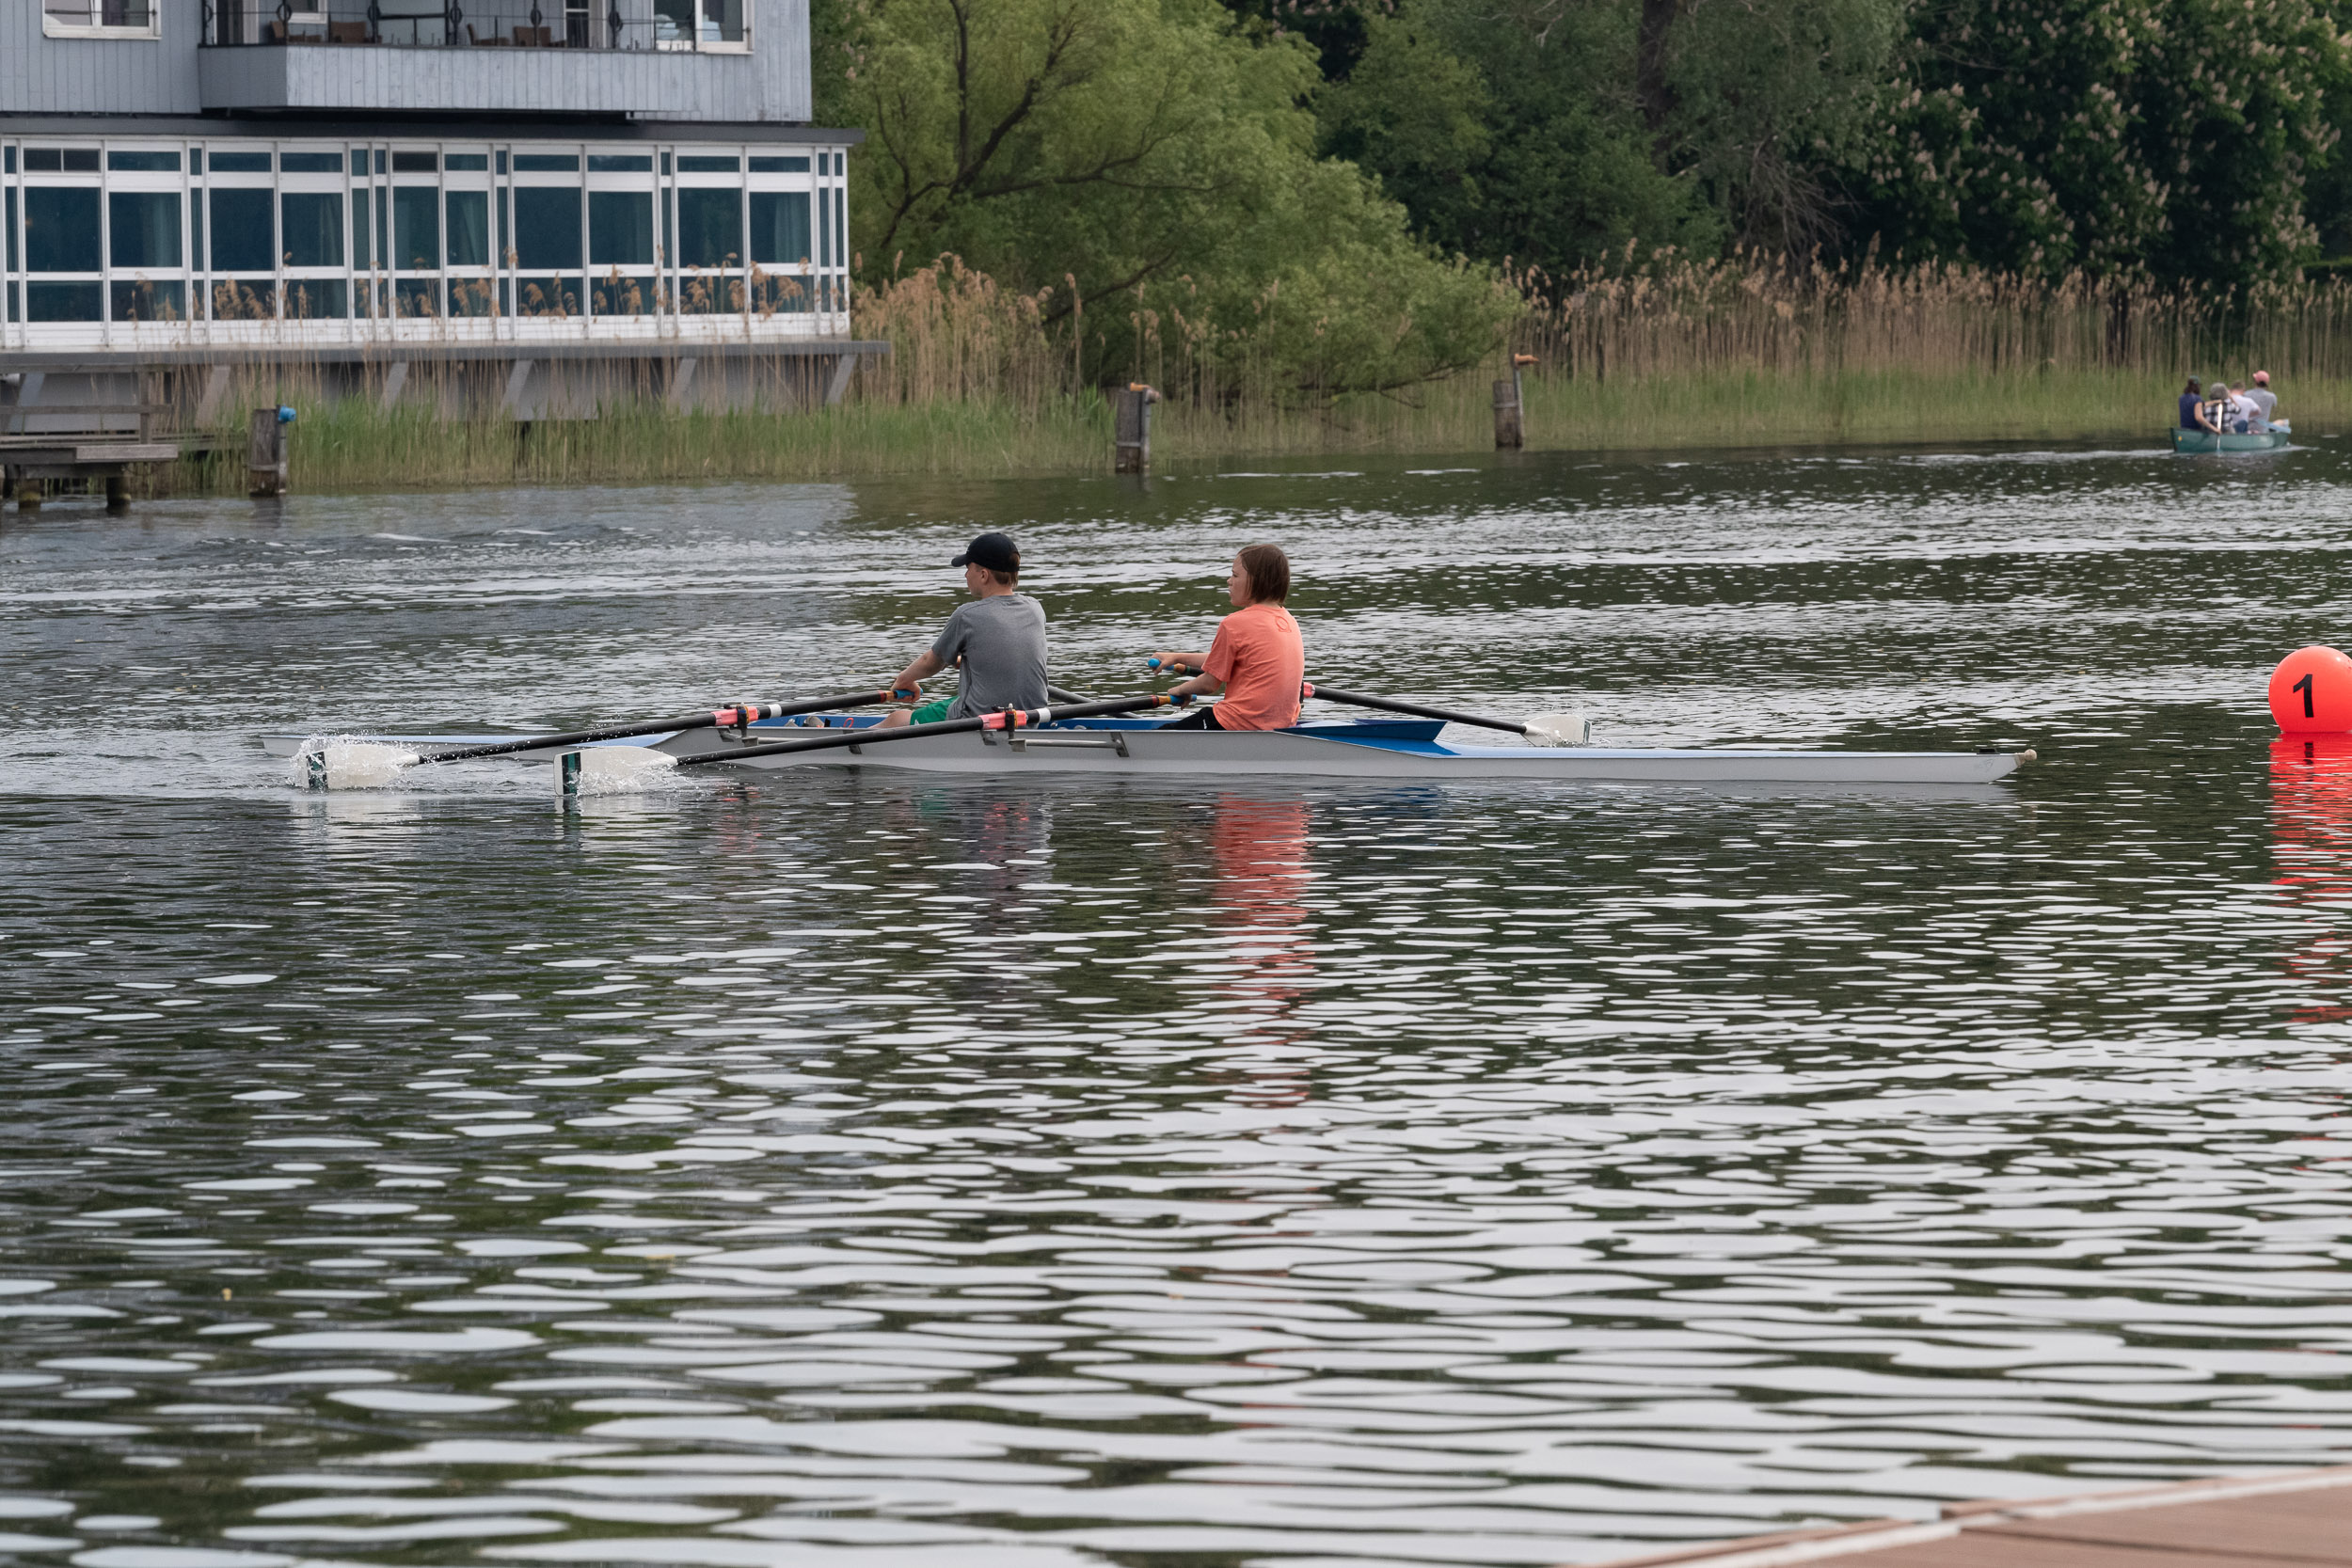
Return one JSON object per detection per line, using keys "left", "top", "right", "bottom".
{"left": 2173, "top": 427, "right": 2290, "bottom": 453}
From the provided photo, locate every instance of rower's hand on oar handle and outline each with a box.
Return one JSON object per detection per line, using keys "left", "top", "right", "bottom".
{"left": 1146, "top": 654, "right": 1201, "bottom": 675}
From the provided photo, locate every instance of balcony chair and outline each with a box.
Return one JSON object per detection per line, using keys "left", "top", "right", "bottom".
{"left": 328, "top": 21, "right": 369, "bottom": 42}
{"left": 513, "top": 24, "right": 552, "bottom": 45}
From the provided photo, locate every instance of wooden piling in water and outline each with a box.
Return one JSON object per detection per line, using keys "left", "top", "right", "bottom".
{"left": 1115, "top": 385, "right": 1156, "bottom": 474}
{"left": 1492, "top": 377, "right": 1523, "bottom": 449}
{"left": 247, "top": 408, "right": 288, "bottom": 498}
{"left": 1494, "top": 355, "right": 1536, "bottom": 449}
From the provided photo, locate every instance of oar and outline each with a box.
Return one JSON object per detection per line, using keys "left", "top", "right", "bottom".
{"left": 1303, "top": 685, "right": 1589, "bottom": 746}
{"left": 1145, "top": 657, "right": 1588, "bottom": 746}
{"left": 559, "top": 693, "right": 1186, "bottom": 793}
{"left": 299, "top": 687, "right": 903, "bottom": 790}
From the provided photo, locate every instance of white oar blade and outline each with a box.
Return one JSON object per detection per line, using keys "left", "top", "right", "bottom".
{"left": 1520, "top": 711, "right": 1591, "bottom": 748}
{"left": 291, "top": 740, "right": 421, "bottom": 790}
{"left": 558, "top": 747, "right": 680, "bottom": 795}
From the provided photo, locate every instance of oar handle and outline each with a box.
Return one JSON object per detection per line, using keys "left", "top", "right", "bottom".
{"left": 1304, "top": 685, "right": 1528, "bottom": 736}
{"left": 418, "top": 688, "right": 894, "bottom": 764}
{"left": 1145, "top": 657, "right": 1202, "bottom": 675}
{"left": 675, "top": 693, "right": 1182, "bottom": 768}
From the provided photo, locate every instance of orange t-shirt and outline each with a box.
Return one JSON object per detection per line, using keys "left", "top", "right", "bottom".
{"left": 1203, "top": 601, "right": 1304, "bottom": 730}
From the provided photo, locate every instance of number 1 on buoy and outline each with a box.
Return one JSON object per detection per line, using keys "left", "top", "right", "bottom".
{"left": 2271, "top": 647, "right": 2352, "bottom": 734}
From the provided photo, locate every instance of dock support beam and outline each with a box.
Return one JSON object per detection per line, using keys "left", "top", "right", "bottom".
{"left": 1115, "top": 384, "right": 1156, "bottom": 474}
{"left": 194, "top": 366, "right": 233, "bottom": 425}
{"left": 105, "top": 476, "right": 130, "bottom": 512}
{"left": 378, "top": 361, "right": 409, "bottom": 413}
{"left": 500, "top": 359, "right": 539, "bottom": 420}
{"left": 823, "top": 353, "right": 856, "bottom": 407}
{"left": 667, "top": 356, "right": 700, "bottom": 411}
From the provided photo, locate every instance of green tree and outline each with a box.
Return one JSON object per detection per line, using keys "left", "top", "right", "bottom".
{"left": 1662, "top": 0, "right": 1907, "bottom": 252}
{"left": 1319, "top": 0, "right": 1904, "bottom": 272}
{"left": 820, "top": 0, "right": 1512, "bottom": 390}
{"left": 1852, "top": 0, "right": 2350, "bottom": 283}
{"left": 1319, "top": 0, "right": 1719, "bottom": 275}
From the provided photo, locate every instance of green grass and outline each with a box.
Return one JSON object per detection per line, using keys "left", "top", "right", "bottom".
{"left": 144, "top": 366, "right": 2341, "bottom": 498}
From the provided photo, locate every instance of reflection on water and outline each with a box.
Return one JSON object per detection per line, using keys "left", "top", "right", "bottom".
{"left": 2270, "top": 736, "right": 2352, "bottom": 1023}
{"left": 1208, "top": 797, "right": 1317, "bottom": 1108}
{"left": 6, "top": 445, "right": 2352, "bottom": 1567}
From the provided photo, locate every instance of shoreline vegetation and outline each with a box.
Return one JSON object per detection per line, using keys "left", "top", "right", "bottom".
{"left": 139, "top": 255, "right": 2352, "bottom": 495}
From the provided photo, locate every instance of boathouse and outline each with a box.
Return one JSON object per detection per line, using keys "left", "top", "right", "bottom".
{"left": 0, "top": 2, "right": 882, "bottom": 431}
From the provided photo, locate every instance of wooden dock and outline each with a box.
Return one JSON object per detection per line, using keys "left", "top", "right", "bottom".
{"left": 1588, "top": 1465, "right": 2352, "bottom": 1567}
{"left": 1, "top": 402, "right": 219, "bottom": 509}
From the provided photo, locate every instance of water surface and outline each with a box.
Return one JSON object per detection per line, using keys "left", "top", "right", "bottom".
{"left": 4, "top": 443, "right": 2351, "bottom": 1568}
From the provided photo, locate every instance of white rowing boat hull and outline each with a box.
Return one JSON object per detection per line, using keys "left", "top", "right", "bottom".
{"left": 691, "top": 727, "right": 2026, "bottom": 783}
{"left": 264, "top": 720, "right": 2027, "bottom": 784}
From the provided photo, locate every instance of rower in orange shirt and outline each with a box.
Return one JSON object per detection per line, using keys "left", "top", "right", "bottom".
{"left": 1150, "top": 544, "right": 1305, "bottom": 730}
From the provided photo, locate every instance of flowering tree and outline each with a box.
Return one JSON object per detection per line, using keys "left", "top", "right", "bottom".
{"left": 1854, "top": 0, "right": 2351, "bottom": 283}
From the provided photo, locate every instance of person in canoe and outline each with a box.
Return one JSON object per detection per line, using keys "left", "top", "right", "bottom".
{"left": 2247, "top": 371, "right": 2280, "bottom": 429}
{"left": 881, "top": 531, "right": 1050, "bottom": 728}
{"left": 2202, "top": 378, "right": 2243, "bottom": 433}
{"left": 2180, "top": 377, "right": 2219, "bottom": 435}
{"left": 1150, "top": 544, "right": 1306, "bottom": 731}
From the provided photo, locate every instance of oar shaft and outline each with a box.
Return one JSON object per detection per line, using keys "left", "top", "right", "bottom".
{"left": 675, "top": 694, "right": 1176, "bottom": 768}
{"left": 1306, "top": 686, "right": 1528, "bottom": 736}
{"left": 419, "top": 688, "right": 894, "bottom": 765}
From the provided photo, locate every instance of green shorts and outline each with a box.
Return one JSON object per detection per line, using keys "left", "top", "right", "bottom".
{"left": 910, "top": 698, "right": 955, "bottom": 725}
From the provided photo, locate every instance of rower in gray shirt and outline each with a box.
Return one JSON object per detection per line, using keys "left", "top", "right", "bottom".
{"left": 881, "top": 531, "right": 1051, "bottom": 726}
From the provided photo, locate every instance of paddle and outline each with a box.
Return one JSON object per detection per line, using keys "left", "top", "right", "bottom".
{"left": 1144, "top": 657, "right": 1589, "bottom": 746}
{"left": 557, "top": 692, "right": 1189, "bottom": 792}
{"left": 298, "top": 687, "right": 903, "bottom": 790}
{"left": 1303, "top": 686, "right": 1589, "bottom": 747}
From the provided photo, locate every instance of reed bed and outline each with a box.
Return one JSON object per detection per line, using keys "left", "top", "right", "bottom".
{"left": 130, "top": 255, "right": 2352, "bottom": 497}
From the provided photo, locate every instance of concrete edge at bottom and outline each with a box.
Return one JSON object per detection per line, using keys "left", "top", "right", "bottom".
{"left": 1574, "top": 1464, "right": 2352, "bottom": 1568}
{"left": 1946, "top": 1461, "right": 2352, "bottom": 1521}
{"left": 1573, "top": 1519, "right": 1955, "bottom": 1568}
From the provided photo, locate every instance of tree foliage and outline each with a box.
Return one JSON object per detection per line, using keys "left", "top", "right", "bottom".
{"left": 1853, "top": 0, "right": 2352, "bottom": 283}
{"left": 820, "top": 0, "right": 1514, "bottom": 391}
{"left": 1319, "top": 2, "right": 1722, "bottom": 271}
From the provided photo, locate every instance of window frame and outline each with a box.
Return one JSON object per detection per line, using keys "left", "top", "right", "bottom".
{"left": 41, "top": 2, "right": 160, "bottom": 40}
{"left": 277, "top": 147, "right": 350, "bottom": 324}
{"left": 652, "top": 0, "right": 752, "bottom": 54}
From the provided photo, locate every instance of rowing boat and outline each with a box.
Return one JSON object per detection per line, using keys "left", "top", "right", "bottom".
{"left": 263, "top": 716, "right": 2032, "bottom": 785}
{"left": 2172, "top": 427, "right": 2290, "bottom": 453}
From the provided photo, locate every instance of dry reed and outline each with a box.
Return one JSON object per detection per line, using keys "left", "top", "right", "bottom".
{"left": 122, "top": 252, "right": 2352, "bottom": 497}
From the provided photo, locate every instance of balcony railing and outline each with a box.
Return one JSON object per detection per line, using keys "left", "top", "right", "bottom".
{"left": 199, "top": 4, "right": 745, "bottom": 51}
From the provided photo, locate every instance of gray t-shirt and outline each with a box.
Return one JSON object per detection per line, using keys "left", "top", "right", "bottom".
{"left": 2248, "top": 387, "right": 2279, "bottom": 420}
{"left": 930, "top": 593, "right": 1049, "bottom": 718}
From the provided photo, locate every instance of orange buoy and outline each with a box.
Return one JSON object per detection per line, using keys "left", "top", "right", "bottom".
{"left": 2270, "top": 646, "right": 2352, "bottom": 733}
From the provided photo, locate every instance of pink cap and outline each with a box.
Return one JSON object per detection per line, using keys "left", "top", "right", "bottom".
{"left": 2255, "top": 371, "right": 2271, "bottom": 384}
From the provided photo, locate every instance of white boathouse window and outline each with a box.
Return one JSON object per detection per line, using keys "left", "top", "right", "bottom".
{"left": 2, "top": 134, "right": 848, "bottom": 344}
{"left": 108, "top": 149, "right": 184, "bottom": 324}
{"left": 654, "top": 0, "right": 748, "bottom": 50}
{"left": 43, "top": 1, "right": 159, "bottom": 38}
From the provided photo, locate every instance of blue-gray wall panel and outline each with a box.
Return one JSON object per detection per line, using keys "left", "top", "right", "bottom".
{"left": 0, "top": 5, "right": 202, "bottom": 117}
{"left": 198, "top": 44, "right": 791, "bottom": 119}
{"left": 5, "top": 0, "right": 808, "bottom": 123}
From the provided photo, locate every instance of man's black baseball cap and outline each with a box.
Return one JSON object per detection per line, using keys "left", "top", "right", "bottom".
{"left": 952, "top": 532, "right": 1020, "bottom": 574}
